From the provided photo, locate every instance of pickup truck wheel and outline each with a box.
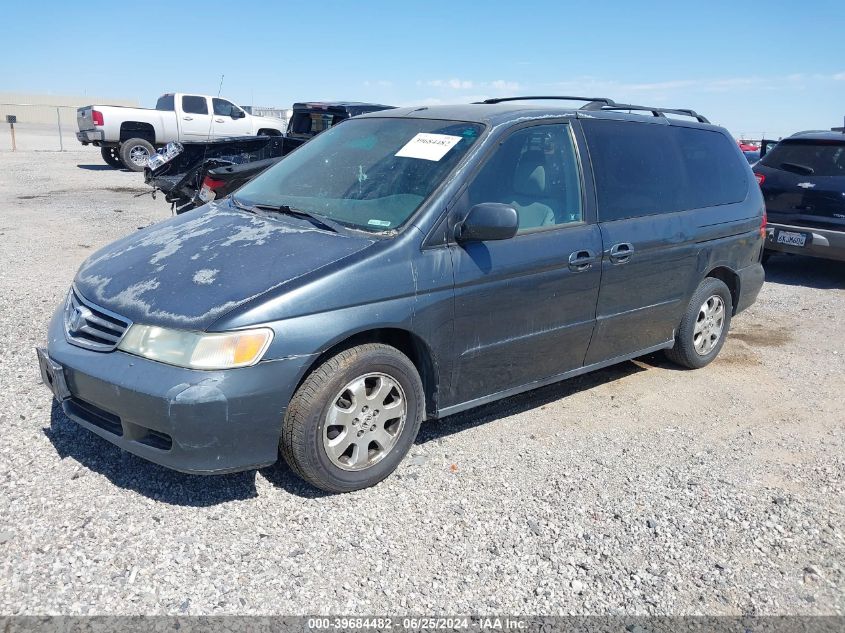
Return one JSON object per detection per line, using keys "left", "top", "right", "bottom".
{"left": 280, "top": 343, "right": 424, "bottom": 493}
{"left": 119, "top": 138, "right": 154, "bottom": 172}
{"left": 665, "top": 277, "right": 733, "bottom": 369}
{"left": 100, "top": 146, "right": 122, "bottom": 168}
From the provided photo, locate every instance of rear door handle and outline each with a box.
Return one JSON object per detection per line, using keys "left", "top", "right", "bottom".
{"left": 568, "top": 249, "right": 597, "bottom": 272}
{"left": 608, "top": 242, "right": 634, "bottom": 264}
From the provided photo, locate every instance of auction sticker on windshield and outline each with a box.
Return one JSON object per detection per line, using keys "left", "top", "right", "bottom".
{"left": 395, "top": 133, "right": 462, "bottom": 161}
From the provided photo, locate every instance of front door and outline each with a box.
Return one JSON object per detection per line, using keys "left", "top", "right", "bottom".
{"left": 446, "top": 122, "right": 602, "bottom": 407}
{"left": 211, "top": 98, "right": 253, "bottom": 138}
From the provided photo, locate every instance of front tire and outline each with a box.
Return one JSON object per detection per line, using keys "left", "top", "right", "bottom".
{"left": 281, "top": 344, "right": 424, "bottom": 493}
{"left": 665, "top": 277, "right": 733, "bottom": 369}
{"left": 100, "top": 146, "right": 122, "bottom": 168}
{"left": 118, "top": 138, "right": 155, "bottom": 172}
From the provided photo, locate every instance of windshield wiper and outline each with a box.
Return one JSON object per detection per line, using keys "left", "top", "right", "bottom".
{"left": 232, "top": 197, "right": 342, "bottom": 233}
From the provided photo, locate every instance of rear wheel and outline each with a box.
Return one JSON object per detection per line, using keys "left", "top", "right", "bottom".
{"left": 100, "top": 146, "right": 122, "bottom": 168}
{"left": 281, "top": 343, "right": 424, "bottom": 493}
{"left": 665, "top": 277, "right": 733, "bottom": 369}
{"left": 118, "top": 138, "right": 154, "bottom": 172}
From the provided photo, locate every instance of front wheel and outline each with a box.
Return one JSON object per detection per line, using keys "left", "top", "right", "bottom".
{"left": 118, "top": 138, "right": 155, "bottom": 172}
{"left": 281, "top": 344, "right": 424, "bottom": 493}
{"left": 665, "top": 277, "right": 733, "bottom": 369}
{"left": 100, "top": 146, "right": 122, "bottom": 168}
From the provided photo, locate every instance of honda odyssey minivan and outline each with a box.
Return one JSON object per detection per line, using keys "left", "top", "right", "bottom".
{"left": 38, "top": 97, "right": 765, "bottom": 492}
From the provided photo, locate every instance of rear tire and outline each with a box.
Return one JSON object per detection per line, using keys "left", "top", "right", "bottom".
{"left": 100, "top": 146, "right": 122, "bottom": 168}
{"left": 665, "top": 277, "right": 733, "bottom": 369}
{"left": 281, "top": 344, "right": 424, "bottom": 493}
{"left": 119, "top": 138, "right": 154, "bottom": 172}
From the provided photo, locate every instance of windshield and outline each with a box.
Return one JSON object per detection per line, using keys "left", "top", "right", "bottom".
{"left": 234, "top": 117, "right": 484, "bottom": 232}
{"left": 761, "top": 139, "right": 845, "bottom": 177}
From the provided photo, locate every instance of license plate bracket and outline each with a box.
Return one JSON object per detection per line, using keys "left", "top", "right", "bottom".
{"left": 775, "top": 230, "right": 810, "bottom": 247}
{"left": 36, "top": 348, "right": 71, "bottom": 401}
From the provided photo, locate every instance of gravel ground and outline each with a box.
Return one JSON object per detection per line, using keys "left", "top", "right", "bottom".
{"left": 0, "top": 149, "right": 843, "bottom": 616}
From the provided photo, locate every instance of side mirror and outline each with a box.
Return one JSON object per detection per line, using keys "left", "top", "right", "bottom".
{"left": 232, "top": 109, "right": 245, "bottom": 119}
{"left": 456, "top": 203, "right": 519, "bottom": 242}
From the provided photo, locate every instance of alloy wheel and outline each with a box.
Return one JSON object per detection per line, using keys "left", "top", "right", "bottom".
{"left": 323, "top": 373, "right": 407, "bottom": 471}
{"left": 693, "top": 295, "right": 726, "bottom": 356}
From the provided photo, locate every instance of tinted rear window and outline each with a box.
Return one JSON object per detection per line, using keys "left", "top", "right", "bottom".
{"left": 289, "top": 111, "right": 345, "bottom": 136}
{"left": 583, "top": 120, "right": 748, "bottom": 221}
{"left": 760, "top": 140, "right": 845, "bottom": 177}
{"left": 155, "top": 95, "right": 174, "bottom": 111}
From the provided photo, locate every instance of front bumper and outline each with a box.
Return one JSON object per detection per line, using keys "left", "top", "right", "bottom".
{"left": 765, "top": 223, "right": 845, "bottom": 262}
{"left": 76, "top": 130, "right": 104, "bottom": 144}
{"left": 42, "top": 305, "right": 313, "bottom": 474}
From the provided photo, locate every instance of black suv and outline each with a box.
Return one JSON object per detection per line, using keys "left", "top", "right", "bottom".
{"left": 38, "top": 97, "right": 765, "bottom": 492}
{"left": 754, "top": 127, "right": 845, "bottom": 262}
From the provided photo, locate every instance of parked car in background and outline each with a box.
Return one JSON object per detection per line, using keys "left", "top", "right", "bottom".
{"left": 76, "top": 93, "right": 287, "bottom": 171}
{"left": 753, "top": 128, "right": 845, "bottom": 262}
{"left": 743, "top": 150, "right": 760, "bottom": 164}
{"left": 39, "top": 96, "right": 764, "bottom": 492}
{"left": 144, "top": 101, "right": 394, "bottom": 212}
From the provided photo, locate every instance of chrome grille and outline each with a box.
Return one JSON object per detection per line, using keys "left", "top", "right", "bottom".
{"left": 64, "top": 288, "right": 131, "bottom": 352}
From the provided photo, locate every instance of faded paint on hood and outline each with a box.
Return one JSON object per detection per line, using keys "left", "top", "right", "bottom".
{"left": 74, "top": 202, "right": 374, "bottom": 330}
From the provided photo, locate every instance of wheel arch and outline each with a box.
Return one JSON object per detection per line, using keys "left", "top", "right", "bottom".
{"left": 119, "top": 121, "right": 156, "bottom": 144}
{"left": 704, "top": 266, "right": 740, "bottom": 314}
{"left": 293, "top": 327, "right": 439, "bottom": 420}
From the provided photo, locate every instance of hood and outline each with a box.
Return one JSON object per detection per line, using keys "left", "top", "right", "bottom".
{"left": 74, "top": 202, "right": 374, "bottom": 330}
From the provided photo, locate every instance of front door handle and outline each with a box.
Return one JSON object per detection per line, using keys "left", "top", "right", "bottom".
{"left": 568, "top": 249, "right": 597, "bottom": 272}
{"left": 215, "top": 118, "right": 224, "bottom": 123}
{"left": 182, "top": 116, "right": 193, "bottom": 121}
{"left": 608, "top": 242, "right": 634, "bottom": 264}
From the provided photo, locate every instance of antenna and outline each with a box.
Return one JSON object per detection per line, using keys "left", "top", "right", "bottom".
{"left": 217, "top": 74, "right": 225, "bottom": 97}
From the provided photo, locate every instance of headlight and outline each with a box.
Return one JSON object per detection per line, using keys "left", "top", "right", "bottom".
{"left": 117, "top": 325, "right": 273, "bottom": 369}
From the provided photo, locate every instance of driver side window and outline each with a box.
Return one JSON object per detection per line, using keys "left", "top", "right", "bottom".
{"left": 213, "top": 98, "right": 238, "bottom": 117}
{"left": 467, "top": 124, "right": 582, "bottom": 233}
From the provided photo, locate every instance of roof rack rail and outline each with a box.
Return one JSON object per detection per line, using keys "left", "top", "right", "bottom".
{"left": 477, "top": 95, "right": 617, "bottom": 110}
{"left": 597, "top": 103, "right": 710, "bottom": 124}
{"left": 475, "top": 95, "right": 710, "bottom": 123}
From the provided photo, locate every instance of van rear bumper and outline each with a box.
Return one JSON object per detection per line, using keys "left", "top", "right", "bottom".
{"left": 735, "top": 262, "right": 765, "bottom": 315}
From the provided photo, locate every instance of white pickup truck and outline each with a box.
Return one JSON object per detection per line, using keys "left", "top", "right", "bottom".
{"left": 76, "top": 93, "right": 287, "bottom": 171}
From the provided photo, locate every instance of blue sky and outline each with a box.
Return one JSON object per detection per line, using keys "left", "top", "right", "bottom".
{"left": 1, "top": 0, "right": 843, "bottom": 138}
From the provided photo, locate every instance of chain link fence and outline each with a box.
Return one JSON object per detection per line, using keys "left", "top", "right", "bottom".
{"left": 0, "top": 103, "right": 82, "bottom": 151}
{"left": 0, "top": 93, "right": 137, "bottom": 152}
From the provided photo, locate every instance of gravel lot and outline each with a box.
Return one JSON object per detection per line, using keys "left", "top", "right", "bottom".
{"left": 0, "top": 148, "right": 843, "bottom": 616}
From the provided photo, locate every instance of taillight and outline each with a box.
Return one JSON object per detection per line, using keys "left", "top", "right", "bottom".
{"left": 91, "top": 110, "right": 104, "bottom": 126}
{"left": 202, "top": 177, "right": 225, "bottom": 191}
{"left": 754, "top": 172, "right": 765, "bottom": 185}
{"left": 760, "top": 210, "right": 767, "bottom": 238}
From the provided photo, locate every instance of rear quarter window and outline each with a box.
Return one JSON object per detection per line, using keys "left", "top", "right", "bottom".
{"left": 583, "top": 120, "right": 748, "bottom": 221}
